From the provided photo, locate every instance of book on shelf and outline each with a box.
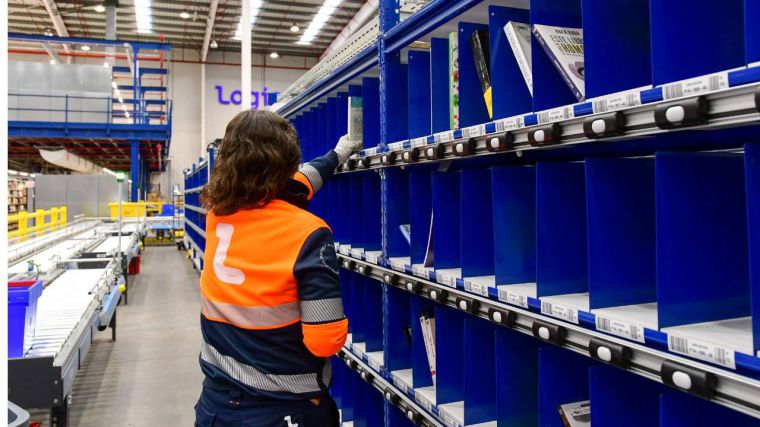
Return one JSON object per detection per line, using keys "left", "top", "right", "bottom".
{"left": 469, "top": 29, "right": 493, "bottom": 119}
{"left": 449, "top": 32, "right": 460, "bottom": 129}
{"left": 347, "top": 96, "right": 364, "bottom": 148}
{"left": 559, "top": 400, "right": 590, "bottom": 427}
{"left": 504, "top": 21, "right": 533, "bottom": 96}
{"left": 419, "top": 310, "right": 436, "bottom": 385}
{"left": 423, "top": 212, "right": 434, "bottom": 268}
{"left": 532, "top": 24, "right": 585, "bottom": 101}
{"left": 400, "top": 224, "right": 411, "bottom": 246}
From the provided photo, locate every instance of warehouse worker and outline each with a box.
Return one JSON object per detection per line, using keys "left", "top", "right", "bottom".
{"left": 196, "top": 110, "right": 360, "bottom": 426}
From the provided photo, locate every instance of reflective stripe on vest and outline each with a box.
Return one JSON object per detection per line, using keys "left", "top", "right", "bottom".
{"left": 200, "top": 341, "right": 327, "bottom": 394}
{"left": 201, "top": 294, "right": 300, "bottom": 329}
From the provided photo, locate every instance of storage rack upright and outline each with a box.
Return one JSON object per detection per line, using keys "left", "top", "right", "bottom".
{"left": 189, "top": 0, "right": 760, "bottom": 424}
{"left": 183, "top": 145, "right": 215, "bottom": 271}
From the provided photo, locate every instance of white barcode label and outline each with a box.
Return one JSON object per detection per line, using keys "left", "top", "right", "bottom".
{"left": 464, "top": 280, "right": 489, "bottom": 297}
{"left": 439, "top": 131, "right": 454, "bottom": 142}
{"left": 368, "top": 357, "right": 382, "bottom": 371}
{"left": 390, "top": 259, "right": 407, "bottom": 272}
{"left": 592, "top": 89, "right": 644, "bottom": 113}
{"left": 541, "top": 300, "right": 579, "bottom": 324}
{"left": 496, "top": 116, "right": 525, "bottom": 132}
{"left": 439, "top": 412, "right": 462, "bottom": 427}
{"left": 414, "top": 390, "right": 434, "bottom": 412}
{"left": 388, "top": 142, "right": 405, "bottom": 151}
{"left": 537, "top": 106, "right": 575, "bottom": 124}
{"left": 392, "top": 373, "right": 409, "bottom": 394}
{"left": 334, "top": 242, "right": 340, "bottom": 250}
{"left": 668, "top": 335, "right": 736, "bottom": 369}
{"left": 662, "top": 72, "right": 729, "bottom": 100}
{"left": 436, "top": 273, "right": 457, "bottom": 288}
{"left": 350, "top": 248, "right": 365, "bottom": 259}
{"left": 498, "top": 288, "right": 529, "bottom": 308}
{"left": 595, "top": 316, "right": 645, "bottom": 343}
{"left": 364, "top": 147, "right": 378, "bottom": 156}
{"left": 462, "top": 125, "right": 484, "bottom": 138}
{"left": 345, "top": 334, "right": 352, "bottom": 346}
{"left": 352, "top": 344, "right": 365, "bottom": 359}
{"left": 412, "top": 265, "right": 429, "bottom": 279}
{"left": 411, "top": 137, "right": 427, "bottom": 147}
{"left": 339, "top": 246, "right": 351, "bottom": 256}
{"left": 365, "top": 252, "right": 379, "bottom": 264}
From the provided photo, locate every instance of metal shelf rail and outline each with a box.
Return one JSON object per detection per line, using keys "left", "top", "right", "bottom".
{"left": 182, "top": 145, "right": 215, "bottom": 271}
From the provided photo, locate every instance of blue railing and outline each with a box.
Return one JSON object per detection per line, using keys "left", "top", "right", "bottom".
{"left": 8, "top": 92, "right": 170, "bottom": 125}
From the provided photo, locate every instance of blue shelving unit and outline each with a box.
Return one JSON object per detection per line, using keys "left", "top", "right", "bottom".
{"left": 183, "top": 145, "right": 215, "bottom": 271}
{"left": 187, "top": 0, "right": 760, "bottom": 424}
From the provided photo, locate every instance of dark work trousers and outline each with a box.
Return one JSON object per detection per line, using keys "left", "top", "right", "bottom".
{"left": 194, "top": 384, "right": 340, "bottom": 427}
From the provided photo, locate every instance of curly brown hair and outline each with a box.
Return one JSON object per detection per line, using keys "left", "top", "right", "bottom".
{"left": 201, "top": 110, "right": 301, "bottom": 216}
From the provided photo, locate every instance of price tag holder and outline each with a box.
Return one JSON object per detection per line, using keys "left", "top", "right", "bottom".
{"left": 667, "top": 334, "right": 736, "bottom": 370}
{"left": 365, "top": 252, "right": 380, "bottom": 265}
{"left": 464, "top": 280, "right": 489, "bottom": 297}
{"left": 439, "top": 410, "right": 463, "bottom": 427}
{"left": 392, "top": 373, "right": 409, "bottom": 395}
{"left": 352, "top": 344, "right": 366, "bottom": 359}
{"left": 595, "top": 315, "right": 645, "bottom": 343}
{"left": 537, "top": 106, "right": 575, "bottom": 124}
{"left": 495, "top": 116, "right": 525, "bottom": 132}
{"left": 339, "top": 245, "right": 351, "bottom": 256}
{"left": 540, "top": 300, "right": 579, "bottom": 324}
{"left": 662, "top": 70, "right": 731, "bottom": 100}
{"left": 412, "top": 265, "right": 430, "bottom": 279}
{"left": 390, "top": 259, "right": 407, "bottom": 272}
{"left": 368, "top": 357, "right": 382, "bottom": 372}
{"left": 350, "top": 248, "right": 365, "bottom": 259}
{"left": 414, "top": 390, "right": 434, "bottom": 413}
{"left": 436, "top": 273, "right": 457, "bottom": 288}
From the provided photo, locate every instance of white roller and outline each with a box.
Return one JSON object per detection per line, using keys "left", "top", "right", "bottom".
{"left": 38, "top": 149, "right": 104, "bottom": 174}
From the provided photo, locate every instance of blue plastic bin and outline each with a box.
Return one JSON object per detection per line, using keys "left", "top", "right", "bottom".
{"left": 161, "top": 204, "right": 175, "bottom": 216}
{"left": 8, "top": 280, "right": 43, "bottom": 358}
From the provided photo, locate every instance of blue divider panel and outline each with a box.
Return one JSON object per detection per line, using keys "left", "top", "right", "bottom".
{"left": 436, "top": 306, "right": 465, "bottom": 405}
{"left": 530, "top": 0, "right": 583, "bottom": 110}
{"left": 365, "top": 278, "right": 384, "bottom": 353}
{"left": 336, "top": 92, "right": 349, "bottom": 138}
{"left": 747, "top": 0, "right": 760, "bottom": 63}
{"left": 365, "top": 366, "right": 386, "bottom": 427}
{"left": 363, "top": 78, "right": 382, "bottom": 147}
{"left": 586, "top": 158, "right": 656, "bottom": 309}
{"left": 656, "top": 152, "right": 750, "bottom": 328}
{"left": 431, "top": 38, "right": 451, "bottom": 133}
{"left": 388, "top": 403, "right": 417, "bottom": 427}
{"left": 488, "top": 6, "right": 532, "bottom": 119}
{"left": 412, "top": 296, "right": 435, "bottom": 388}
{"left": 409, "top": 172, "right": 432, "bottom": 265}
{"left": 463, "top": 317, "right": 497, "bottom": 425}
{"left": 590, "top": 364, "right": 663, "bottom": 426}
{"left": 650, "top": 0, "right": 745, "bottom": 85}
{"left": 660, "top": 390, "right": 760, "bottom": 426}
{"left": 536, "top": 162, "right": 588, "bottom": 297}
{"left": 582, "top": 0, "right": 651, "bottom": 98}
{"left": 496, "top": 328, "right": 540, "bottom": 426}
{"left": 432, "top": 172, "right": 461, "bottom": 270}
{"left": 747, "top": 144, "right": 760, "bottom": 352}
{"left": 382, "top": 61, "right": 408, "bottom": 143}
{"left": 461, "top": 168, "right": 494, "bottom": 277}
{"left": 364, "top": 173, "right": 382, "bottom": 252}
{"left": 350, "top": 178, "right": 366, "bottom": 248}
{"left": 538, "top": 346, "right": 591, "bottom": 427}
{"left": 351, "top": 272, "right": 367, "bottom": 344}
{"left": 408, "top": 50, "right": 432, "bottom": 138}
{"left": 386, "top": 169, "right": 411, "bottom": 258}
{"left": 385, "top": 286, "right": 413, "bottom": 372}
{"left": 458, "top": 22, "right": 491, "bottom": 127}
{"left": 492, "top": 166, "right": 536, "bottom": 285}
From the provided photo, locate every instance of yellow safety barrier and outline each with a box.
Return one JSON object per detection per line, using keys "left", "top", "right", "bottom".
{"left": 8, "top": 206, "right": 67, "bottom": 240}
{"left": 107, "top": 201, "right": 164, "bottom": 219}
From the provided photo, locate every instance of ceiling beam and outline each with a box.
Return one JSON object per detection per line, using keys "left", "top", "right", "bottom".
{"left": 201, "top": 0, "right": 219, "bottom": 61}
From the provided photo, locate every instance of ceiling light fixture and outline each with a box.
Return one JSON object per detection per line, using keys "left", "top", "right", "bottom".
{"left": 81, "top": 45, "right": 91, "bottom": 51}
{"left": 298, "top": 0, "right": 341, "bottom": 45}
{"left": 269, "top": 51, "right": 279, "bottom": 59}
{"left": 49, "top": 59, "right": 56, "bottom": 65}
{"left": 210, "top": 40, "right": 218, "bottom": 49}
{"left": 233, "top": 0, "right": 263, "bottom": 40}
{"left": 134, "top": 0, "right": 153, "bottom": 34}
{"left": 103, "top": 61, "right": 110, "bottom": 67}
{"left": 94, "top": 4, "right": 106, "bottom": 12}
{"left": 112, "top": 80, "right": 118, "bottom": 90}
{"left": 180, "top": 11, "right": 190, "bottom": 19}
{"left": 290, "top": 24, "right": 299, "bottom": 32}
{"left": 44, "top": 28, "right": 54, "bottom": 37}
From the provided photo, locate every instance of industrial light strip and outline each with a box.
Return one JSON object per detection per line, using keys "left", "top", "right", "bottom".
{"left": 234, "top": 0, "right": 263, "bottom": 40}
{"left": 336, "top": 348, "right": 445, "bottom": 427}
{"left": 298, "top": 0, "right": 342, "bottom": 45}
{"left": 339, "top": 76, "right": 760, "bottom": 173}
{"left": 336, "top": 253, "right": 760, "bottom": 420}
{"left": 134, "top": 0, "right": 153, "bottom": 34}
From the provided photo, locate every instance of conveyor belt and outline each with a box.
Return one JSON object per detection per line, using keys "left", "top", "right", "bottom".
{"left": 91, "top": 236, "right": 134, "bottom": 255}
{"left": 8, "top": 231, "right": 101, "bottom": 274}
{"left": 27, "top": 269, "right": 106, "bottom": 359}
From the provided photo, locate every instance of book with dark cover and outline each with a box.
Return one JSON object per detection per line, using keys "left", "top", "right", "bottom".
{"left": 532, "top": 24, "right": 585, "bottom": 101}
{"left": 469, "top": 29, "right": 493, "bottom": 119}
{"left": 559, "top": 400, "right": 591, "bottom": 427}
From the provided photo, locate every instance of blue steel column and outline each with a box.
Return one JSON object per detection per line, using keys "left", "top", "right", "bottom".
{"left": 130, "top": 139, "right": 140, "bottom": 201}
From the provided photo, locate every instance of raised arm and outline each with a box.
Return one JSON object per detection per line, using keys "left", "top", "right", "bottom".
{"left": 293, "top": 135, "right": 361, "bottom": 200}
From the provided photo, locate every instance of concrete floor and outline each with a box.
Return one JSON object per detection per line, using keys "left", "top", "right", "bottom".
{"left": 36, "top": 246, "right": 204, "bottom": 426}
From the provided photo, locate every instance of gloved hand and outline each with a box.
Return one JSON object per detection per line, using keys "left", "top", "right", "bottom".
{"left": 333, "top": 134, "right": 362, "bottom": 164}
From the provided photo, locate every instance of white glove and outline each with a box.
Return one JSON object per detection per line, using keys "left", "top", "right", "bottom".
{"left": 333, "top": 134, "right": 362, "bottom": 164}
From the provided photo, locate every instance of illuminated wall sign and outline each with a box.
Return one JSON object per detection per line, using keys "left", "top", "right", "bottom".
{"left": 215, "top": 85, "right": 279, "bottom": 108}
